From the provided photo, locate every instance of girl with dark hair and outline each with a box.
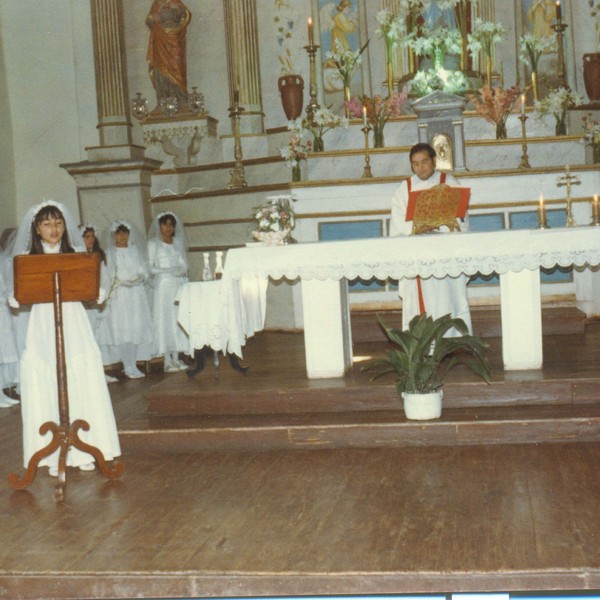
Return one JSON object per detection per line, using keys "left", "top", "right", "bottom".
{"left": 147, "top": 211, "right": 189, "bottom": 372}
{"left": 10, "top": 200, "right": 121, "bottom": 477}
{"left": 102, "top": 220, "right": 153, "bottom": 379}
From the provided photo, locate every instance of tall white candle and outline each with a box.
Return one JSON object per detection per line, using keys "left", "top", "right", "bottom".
{"left": 307, "top": 17, "right": 314, "bottom": 45}
{"left": 521, "top": 94, "right": 526, "bottom": 116}
{"left": 362, "top": 106, "right": 367, "bottom": 127}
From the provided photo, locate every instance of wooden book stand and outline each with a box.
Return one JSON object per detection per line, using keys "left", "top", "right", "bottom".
{"left": 7, "top": 253, "right": 124, "bottom": 501}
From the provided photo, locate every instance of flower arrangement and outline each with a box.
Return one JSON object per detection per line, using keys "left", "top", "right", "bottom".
{"left": 345, "top": 90, "right": 408, "bottom": 147}
{"left": 288, "top": 107, "right": 349, "bottom": 152}
{"left": 325, "top": 39, "right": 369, "bottom": 90}
{"left": 280, "top": 134, "right": 312, "bottom": 182}
{"left": 409, "top": 68, "right": 469, "bottom": 97}
{"left": 534, "top": 87, "right": 584, "bottom": 136}
{"left": 467, "top": 18, "right": 508, "bottom": 85}
{"left": 406, "top": 26, "right": 462, "bottom": 70}
{"left": 374, "top": 8, "right": 406, "bottom": 45}
{"left": 468, "top": 84, "right": 522, "bottom": 139}
{"left": 252, "top": 196, "right": 296, "bottom": 245}
{"left": 518, "top": 33, "right": 556, "bottom": 101}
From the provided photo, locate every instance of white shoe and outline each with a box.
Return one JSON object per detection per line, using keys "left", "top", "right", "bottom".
{"left": 105, "top": 374, "right": 119, "bottom": 383}
{"left": 0, "top": 393, "right": 19, "bottom": 407}
{"left": 48, "top": 466, "right": 58, "bottom": 477}
{"left": 79, "top": 462, "right": 95, "bottom": 472}
{"left": 124, "top": 367, "right": 145, "bottom": 379}
{"left": 175, "top": 360, "right": 188, "bottom": 371}
{"left": 164, "top": 362, "right": 179, "bottom": 373}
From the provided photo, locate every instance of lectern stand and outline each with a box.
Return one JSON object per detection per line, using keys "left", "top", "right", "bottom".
{"left": 7, "top": 253, "right": 124, "bottom": 501}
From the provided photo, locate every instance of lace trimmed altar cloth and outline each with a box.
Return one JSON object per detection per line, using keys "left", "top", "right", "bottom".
{"left": 219, "top": 227, "right": 600, "bottom": 377}
{"left": 223, "top": 227, "right": 600, "bottom": 283}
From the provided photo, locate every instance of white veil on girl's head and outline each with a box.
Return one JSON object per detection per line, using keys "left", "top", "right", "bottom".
{"left": 147, "top": 210, "right": 188, "bottom": 256}
{"left": 10, "top": 199, "right": 83, "bottom": 258}
{"left": 104, "top": 219, "right": 149, "bottom": 262}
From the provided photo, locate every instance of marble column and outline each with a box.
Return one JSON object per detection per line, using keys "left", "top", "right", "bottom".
{"left": 61, "top": 0, "right": 161, "bottom": 233}
{"left": 222, "top": 0, "right": 265, "bottom": 134}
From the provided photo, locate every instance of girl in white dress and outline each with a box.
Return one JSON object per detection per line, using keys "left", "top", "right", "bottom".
{"left": 147, "top": 211, "right": 189, "bottom": 372}
{"left": 11, "top": 200, "right": 121, "bottom": 477}
{"left": 79, "top": 224, "right": 119, "bottom": 382}
{"left": 103, "top": 220, "right": 153, "bottom": 379}
{"left": 0, "top": 246, "right": 20, "bottom": 407}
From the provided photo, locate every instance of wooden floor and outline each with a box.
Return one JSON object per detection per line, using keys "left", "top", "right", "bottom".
{"left": 1, "top": 321, "right": 600, "bottom": 599}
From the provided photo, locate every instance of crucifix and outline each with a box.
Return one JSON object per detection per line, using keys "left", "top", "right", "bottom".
{"left": 557, "top": 165, "right": 581, "bottom": 227}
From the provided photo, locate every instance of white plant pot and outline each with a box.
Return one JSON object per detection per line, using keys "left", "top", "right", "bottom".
{"left": 402, "top": 390, "right": 443, "bottom": 420}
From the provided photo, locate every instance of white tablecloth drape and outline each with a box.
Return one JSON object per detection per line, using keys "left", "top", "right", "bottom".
{"left": 177, "top": 277, "right": 268, "bottom": 357}
{"left": 222, "top": 228, "right": 600, "bottom": 282}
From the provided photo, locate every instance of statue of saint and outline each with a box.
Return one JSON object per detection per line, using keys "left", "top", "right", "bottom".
{"left": 146, "top": 0, "right": 191, "bottom": 111}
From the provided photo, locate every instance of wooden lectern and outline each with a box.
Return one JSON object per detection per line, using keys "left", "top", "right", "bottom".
{"left": 7, "top": 253, "right": 124, "bottom": 502}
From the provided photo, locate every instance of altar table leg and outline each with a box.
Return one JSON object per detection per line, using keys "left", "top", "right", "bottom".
{"left": 499, "top": 269, "right": 543, "bottom": 370}
{"left": 301, "top": 279, "right": 353, "bottom": 378}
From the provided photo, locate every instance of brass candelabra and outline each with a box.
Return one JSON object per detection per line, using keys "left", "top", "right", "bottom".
{"left": 537, "top": 196, "right": 548, "bottom": 229}
{"left": 552, "top": 19, "right": 569, "bottom": 89}
{"left": 361, "top": 125, "right": 373, "bottom": 178}
{"left": 304, "top": 43, "right": 321, "bottom": 123}
{"left": 592, "top": 195, "right": 600, "bottom": 226}
{"left": 518, "top": 114, "right": 531, "bottom": 169}
{"left": 227, "top": 93, "right": 247, "bottom": 189}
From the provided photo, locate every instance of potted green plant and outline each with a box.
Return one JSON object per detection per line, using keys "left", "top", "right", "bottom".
{"left": 364, "top": 313, "right": 492, "bottom": 420}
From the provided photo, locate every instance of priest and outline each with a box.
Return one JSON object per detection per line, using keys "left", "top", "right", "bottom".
{"left": 390, "top": 142, "right": 473, "bottom": 336}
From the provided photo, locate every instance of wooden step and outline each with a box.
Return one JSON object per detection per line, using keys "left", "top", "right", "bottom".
{"left": 122, "top": 403, "right": 600, "bottom": 454}
{"left": 146, "top": 372, "right": 599, "bottom": 417}
{"left": 351, "top": 306, "right": 587, "bottom": 342}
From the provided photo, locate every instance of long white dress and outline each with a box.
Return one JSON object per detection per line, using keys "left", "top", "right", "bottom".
{"left": 147, "top": 237, "right": 188, "bottom": 355}
{"left": 390, "top": 170, "right": 472, "bottom": 335}
{"left": 101, "top": 245, "right": 153, "bottom": 360}
{"left": 0, "top": 264, "right": 20, "bottom": 404}
{"left": 20, "top": 245, "right": 121, "bottom": 469}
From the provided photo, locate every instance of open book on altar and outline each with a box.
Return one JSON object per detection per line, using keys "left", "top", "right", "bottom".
{"left": 407, "top": 183, "right": 471, "bottom": 235}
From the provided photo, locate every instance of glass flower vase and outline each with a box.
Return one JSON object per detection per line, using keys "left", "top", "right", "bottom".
{"left": 312, "top": 135, "right": 324, "bottom": 152}
{"left": 373, "top": 125, "right": 385, "bottom": 148}
{"left": 495, "top": 120, "right": 507, "bottom": 140}
{"left": 291, "top": 164, "right": 301, "bottom": 182}
{"left": 555, "top": 112, "right": 567, "bottom": 136}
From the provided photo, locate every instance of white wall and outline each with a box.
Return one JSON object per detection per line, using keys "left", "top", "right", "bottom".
{"left": 0, "top": 0, "right": 97, "bottom": 227}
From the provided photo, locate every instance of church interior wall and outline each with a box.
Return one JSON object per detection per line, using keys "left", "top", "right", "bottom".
{"left": 0, "top": 1, "right": 100, "bottom": 227}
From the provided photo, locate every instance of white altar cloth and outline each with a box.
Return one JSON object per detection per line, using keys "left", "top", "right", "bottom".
{"left": 221, "top": 227, "right": 600, "bottom": 377}
{"left": 177, "top": 278, "right": 267, "bottom": 357}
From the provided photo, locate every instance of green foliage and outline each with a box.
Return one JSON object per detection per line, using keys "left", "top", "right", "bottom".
{"left": 363, "top": 313, "right": 491, "bottom": 394}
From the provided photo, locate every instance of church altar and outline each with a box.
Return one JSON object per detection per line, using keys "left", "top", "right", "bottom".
{"left": 222, "top": 227, "right": 600, "bottom": 378}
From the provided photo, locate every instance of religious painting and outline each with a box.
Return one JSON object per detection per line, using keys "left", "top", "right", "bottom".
{"left": 520, "top": 0, "right": 562, "bottom": 94}
{"left": 317, "top": 0, "right": 367, "bottom": 112}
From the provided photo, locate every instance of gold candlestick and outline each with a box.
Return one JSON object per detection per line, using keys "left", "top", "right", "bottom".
{"left": 552, "top": 20, "right": 569, "bottom": 89}
{"left": 537, "top": 194, "right": 548, "bottom": 229}
{"left": 361, "top": 125, "right": 373, "bottom": 178}
{"left": 518, "top": 114, "right": 531, "bottom": 169}
{"left": 304, "top": 43, "right": 320, "bottom": 123}
{"left": 557, "top": 165, "right": 580, "bottom": 227}
{"left": 592, "top": 194, "right": 600, "bottom": 226}
{"left": 227, "top": 95, "right": 247, "bottom": 189}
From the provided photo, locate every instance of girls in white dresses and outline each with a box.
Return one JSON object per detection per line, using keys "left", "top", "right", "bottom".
{"left": 79, "top": 224, "right": 119, "bottom": 382}
{"left": 102, "top": 220, "right": 153, "bottom": 379}
{"left": 11, "top": 200, "right": 121, "bottom": 476}
{"left": 147, "top": 211, "right": 189, "bottom": 372}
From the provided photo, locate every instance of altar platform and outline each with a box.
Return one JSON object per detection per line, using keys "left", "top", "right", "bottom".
{"left": 1, "top": 315, "right": 600, "bottom": 599}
